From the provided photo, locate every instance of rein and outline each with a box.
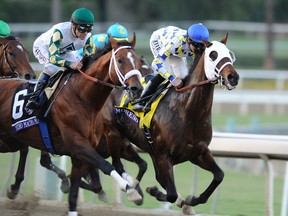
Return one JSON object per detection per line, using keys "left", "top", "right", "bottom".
{"left": 78, "top": 69, "right": 121, "bottom": 89}
{"left": 77, "top": 45, "right": 141, "bottom": 90}
{"left": 175, "top": 77, "right": 219, "bottom": 93}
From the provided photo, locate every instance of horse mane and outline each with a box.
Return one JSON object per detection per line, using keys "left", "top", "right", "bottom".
{"left": 3, "top": 35, "right": 18, "bottom": 41}
{"left": 188, "top": 48, "right": 205, "bottom": 73}
{"left": 82, "top": 40, "right": 134, "bottom": 70}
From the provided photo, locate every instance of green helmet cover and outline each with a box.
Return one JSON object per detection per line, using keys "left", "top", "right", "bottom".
{"left": 71, "top": 8, "right": 94, "bottom": 25}
{"left": 0, "top": 20, "right": 11, "bottom": 37}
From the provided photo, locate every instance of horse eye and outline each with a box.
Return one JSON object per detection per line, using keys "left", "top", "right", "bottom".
{"left": 209, "top": 51, "right": 218, "bottom": 61}
{"left": 8, "top": 51, "right": 15, "bottom": 57}
{"left": 117, "top": 57, "right": 124, "bottom": 64}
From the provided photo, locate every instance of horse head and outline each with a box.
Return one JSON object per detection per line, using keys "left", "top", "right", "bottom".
{"left": 108, "top": 33, "right": 143, "bottom": 100}
{"left": 0, "top": 36, "right": 36, "bottom": 80}
{"left": 202, "top": 34, "right": 239, "bottom": 90}
{"left": 80, "top": 33, "right": 143, "bottom": 102}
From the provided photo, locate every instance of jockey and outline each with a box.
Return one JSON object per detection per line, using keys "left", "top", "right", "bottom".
{"left": 0, "top": 20, "right": 11, "bottom": 37}
{"left": 76, "top": 22, "right": 128, "bottom": 56}
{"left": 132, "top": 23, "right": 209, "bottom": 112}
{"left": 26, "top": 7, "right": 95, "bottom": 112}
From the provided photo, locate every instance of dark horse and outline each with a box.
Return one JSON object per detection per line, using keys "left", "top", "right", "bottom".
{"left": 96, "top": 34, "right": 239, "bottom": 214}
{"left": 0, "top": 35, "right": 144, "bottom": 215}
{"left": 0, "top": 35, "right": 35, "bottom": 79}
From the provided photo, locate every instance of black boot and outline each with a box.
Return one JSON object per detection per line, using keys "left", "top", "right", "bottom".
{"left": 132, "top": 74, "right": 165, "bottom": 112}
{"left": 26, "top": 73, "right": 50, "bottom": 111}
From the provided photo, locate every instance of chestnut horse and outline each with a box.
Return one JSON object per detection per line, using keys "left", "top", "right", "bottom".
{"left": 98, "top": 34, "right": 239, "bottom": 214}
{"left": 0, "top": 35, "right": 35, "bottom": 79}
{"left": 76, "top": 56, "right": 154, "bottom": 202}
{"left": 0, "top": 35, "right": 144, "bottom": 215}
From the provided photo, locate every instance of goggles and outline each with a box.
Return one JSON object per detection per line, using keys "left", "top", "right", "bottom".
{"left": 190, "top": 41, "right": 205, "bottom": 49}
{"left": 76, "top": 24, "right": 93, "bottom": 33}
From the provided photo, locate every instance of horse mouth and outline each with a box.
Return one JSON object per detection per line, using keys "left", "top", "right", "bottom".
{"left": 222, "top": 73, "right": 239, "bottom": 90}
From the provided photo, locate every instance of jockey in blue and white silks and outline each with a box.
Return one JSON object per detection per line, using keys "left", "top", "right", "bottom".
{"left": 133, "top": 23, "right": 210, "bottom": 112}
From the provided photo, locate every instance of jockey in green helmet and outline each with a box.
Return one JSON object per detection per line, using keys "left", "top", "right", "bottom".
{"left": 26, "top": 8, "right": 96, "bottom": 113}
{"left": 0, "top": 20, "right": 11, "bottom": 37}
{"left": 71, "top": 7, "right": 94, "bottom": 36}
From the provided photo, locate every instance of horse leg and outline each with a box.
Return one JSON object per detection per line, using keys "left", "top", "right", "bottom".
{"left": 39, "top": 151, "right": 70, "bottom": 193}
{"left": 67, "top": 144, "right": 142, "bottom": 215}
{"left": 146, "top": 156, "right": 178, "bottom": 203}
{"left": 120, "top": 142, "right": 147, "bottom": 182}
{"left": 107, "top": 134, "right": 144, "bottom": 205}
{"left": 80, "top": 167, "right": 108, "bottom": 203}
{"left": 145, "top": 156, "right": 195, "bottom": 215}
{"left": 185, "top": 149, "right": 224, "bottom": 206}
{"left": 7, "top": 148, "right": 28, "bottom": 199}
{"left": 68, "top": 158, "right": 86, "bottom": 215}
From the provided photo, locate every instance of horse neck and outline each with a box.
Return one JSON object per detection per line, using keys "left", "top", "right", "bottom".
{"left": 75, "top": 52, "right": 114, "bottom": 111}
{"left": 181, "top": 52, "right": 215, "bottom": 119}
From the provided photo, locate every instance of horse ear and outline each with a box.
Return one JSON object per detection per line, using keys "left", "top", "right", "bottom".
{"left": 130, "top": 32, "right": 136, "bottom": 47}
{"left": 220, "top": 33, "right": 229, "bottom": 45}
{"left": 202, "top": 39, "right": 213, "bottom": 48}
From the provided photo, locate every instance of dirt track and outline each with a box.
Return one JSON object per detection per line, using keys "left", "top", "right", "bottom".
{"left": 0, "top": 197, "right": 185, "bottom": 216}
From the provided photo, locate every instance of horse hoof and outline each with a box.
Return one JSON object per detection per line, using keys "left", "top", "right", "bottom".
{"left": 146, "top": 186, "right": 158, "bottom": 196}
{"left": 126, "top": 187, "right": 143, "bottom": 203}
{"left": 60, "top": 178, "right": 70, "bottom": 194}
{"left": 182, "top": 204, "right": 196, "bottom": 215}
{"left": 133, "top": 184, "right": 144, "bottom": 205}
{"left": 133, "top": 197, "right": 143, "bottom": 206}
{"left": 7, "top": 188, "right": 18, "bottom": 200}
{"left": 98, "top": 190, "right": 108, "bottom": 203}
{"left": 175, "top": 195, "right": 184, "bottom": 208}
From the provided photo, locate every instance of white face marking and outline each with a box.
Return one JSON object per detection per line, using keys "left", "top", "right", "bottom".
{"left": 17, "top": 45, "right": 24, "bottom": 52}
{"left": 127, "top": 52, "right": 135, "bottom": 69}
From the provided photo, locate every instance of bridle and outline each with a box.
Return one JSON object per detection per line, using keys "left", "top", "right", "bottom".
{"left": 78, "top": 45, "right": 142, "bottom": 89}
{"left": 0, "top": 40, "right": 20, "bottom": 78}
{"left": 108, "top": 45, "right": 141, "bottom": 87}
{"left": 176, "top": 41, "right": 236, "bottom": 92}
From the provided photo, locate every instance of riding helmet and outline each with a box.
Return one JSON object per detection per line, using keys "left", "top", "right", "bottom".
{"left": 71, "top": 8, "right": 94, "bottom": 25}
{"left": 107, "top": 23, "right": 128, "bottom": 41}
{"left": 0, "top": 20, "right": 11, "bottom": 37}
{"left": 188, "top": 23, "right": 209, "bottom": 43}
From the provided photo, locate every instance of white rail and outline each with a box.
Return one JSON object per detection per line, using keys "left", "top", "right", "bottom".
{"left": 211, "top": 132, "right": 288, "bottom": 216}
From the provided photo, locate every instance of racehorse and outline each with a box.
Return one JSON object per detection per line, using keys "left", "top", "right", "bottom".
{"left": 0, "top": 34, "right": 144, "bottom": 215}
{"left": 75, "top": 56, "right": 154, "bottom": 202}
{"left": 99, "top": 34, "right": 239, "bottom": 214}
{"left": 0, "top": 35, "right": 41, "bottom": 200}
{"left": 0, "top": 35, "right": 35, "bottom": 79}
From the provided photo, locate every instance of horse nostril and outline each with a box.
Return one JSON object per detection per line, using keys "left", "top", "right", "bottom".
{"left": 228, "top": 73, "right": 239, "bottom": 86}
{"left": 24, "top": 74, "right": 31, "bottom": 80}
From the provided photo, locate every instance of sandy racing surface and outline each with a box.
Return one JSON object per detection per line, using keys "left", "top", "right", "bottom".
{"left": 0, "top": 196, "right": 185, "bottom": 216}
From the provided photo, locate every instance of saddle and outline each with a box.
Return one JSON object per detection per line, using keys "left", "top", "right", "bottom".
{"left": 27, "top": 70, "right": 73, "bottom": 118}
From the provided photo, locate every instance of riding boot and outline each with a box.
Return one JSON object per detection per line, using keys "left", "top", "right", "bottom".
{"left": 26, "top": 73, "right": 50, "bottom": 111}
{"left": 132, "top": 74, "right": 165, "bottom": 112}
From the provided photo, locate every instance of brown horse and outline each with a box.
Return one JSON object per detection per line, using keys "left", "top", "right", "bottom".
{"left": 0, "top": 35, "right": 35, "bottom": 79}
{"left": 97, "top": 34, "right": 239, "bottom": 214}
{"left": 75, "top": 56, "right": 154, "bottom": 203}
{"left": 0, "top": 35, "right": 40, "bottom": 200}
{"left": 0, "top": 35, "right": 144, "bottom": 215}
